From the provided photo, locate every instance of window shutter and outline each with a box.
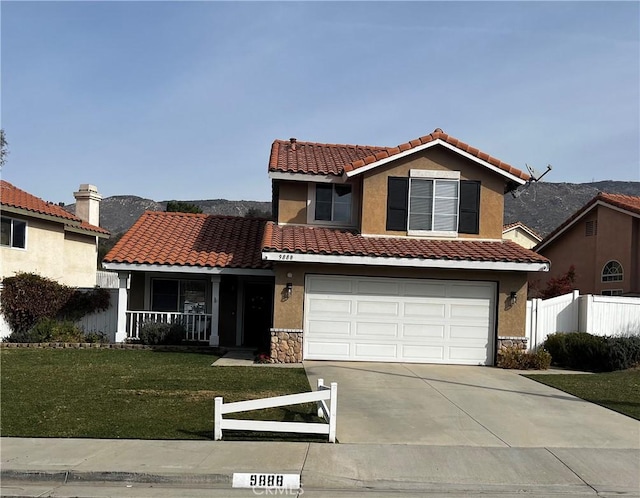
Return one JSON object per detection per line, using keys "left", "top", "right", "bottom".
{"left": 386, "top": 177, "right": 409, "bottom": 231}
{"left": 459, "top": 181, "right": 480, "bottom": 234}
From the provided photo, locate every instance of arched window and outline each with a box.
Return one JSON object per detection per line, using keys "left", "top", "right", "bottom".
{"left": 601, "top": 261, "right": 623, "bottom": 282}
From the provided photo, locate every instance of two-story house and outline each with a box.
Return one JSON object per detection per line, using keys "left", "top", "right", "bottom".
{"left": 104, "top": 128, "right": 549, "bottom": 364}
{"left": 534, "top": 193, "right": 640, "bottom": 296}
{"left": 1, "top": 181, "right": 109, "bottom": 287}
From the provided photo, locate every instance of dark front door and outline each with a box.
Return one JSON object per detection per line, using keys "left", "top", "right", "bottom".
{"left": 242, "top": 282, "right": 273, "bottom": 351}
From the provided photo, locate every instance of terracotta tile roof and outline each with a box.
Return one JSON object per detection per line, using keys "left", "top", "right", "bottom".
{"left": 269, "top": 139, "right": 387, "bottom": 176}
{"left": 104, "top": 211, "right": 271, "bottom": 269}
{"left": 262, "top": 223, "right": 548, "bottom": 264}
{"left": 0, "top": 180, "right": 109, "bottom": 235}
{"left": 536, "top": 192, "right": 640, "bottom": 251}
{"left": 269, "top": 129, "right": 530, "bottom": 181}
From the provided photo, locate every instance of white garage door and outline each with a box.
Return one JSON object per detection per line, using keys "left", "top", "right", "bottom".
{"left": 304, "top": 275, "right": 495, "bottom": 365}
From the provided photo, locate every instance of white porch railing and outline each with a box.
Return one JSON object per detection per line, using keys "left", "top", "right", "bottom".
{"left": 126, "top": 311, "right": 213, "bottom": 343}
{"left": 214, "top": 378, "right": 337, "bottom": 442}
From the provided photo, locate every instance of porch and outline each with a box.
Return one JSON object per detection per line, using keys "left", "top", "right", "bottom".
{"left": 112, "top": 271, "right": 274, "bottom": 349}
{"left": 126, "top": 311, "right": 213, "bottom": 343}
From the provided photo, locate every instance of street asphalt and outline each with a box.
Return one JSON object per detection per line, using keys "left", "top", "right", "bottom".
{"left": 1, "top": 363, "right": 639, "bottom": 497}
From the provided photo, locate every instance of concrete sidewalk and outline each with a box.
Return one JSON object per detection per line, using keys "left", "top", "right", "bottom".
{"left": 2, "top": 438, "right": 639, "bottom": 496}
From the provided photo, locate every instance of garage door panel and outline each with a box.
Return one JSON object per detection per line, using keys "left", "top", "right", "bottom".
{"left": 403, "top": 302, "right": 446, "bottom": 318}
{"left": 355, "top": 343, "right": 397, "bottom": 359}
{"left": 449, "top": 346, "right": 490, "bottom": 362}
{"left": 307, "top": 320, "right": 351, "bottom": 336}
{"left": 306, "top": 341, "right": 350, "bottom": 358}
{"left": 356, "top": 280, "right": 400, "bottom": 296}
{"left": 450, "top": 303, "right": 490, "bottom": 319}
{"left": 356, "top": 300, "right": 399, "bottom": 316}
{"left": 403, "top": 323, "right": 445, "bottom": 338}
{"left": 450, "top": 324, "right": 490, "bottom": 339}
{"left": 304, "top": 275, "right": 495, "bottom": 365}
{"left": 402, "top": 345, "right": 445, "bottom": 360}
{"left": 308, "top": 277, "right": 352, "bottom": 294}
{"left": 308, "top": 297, "right": 352, "bottom": 314}
{"left": 355, "top": 322, "right": 398, "bottom": 337}
{"left": 404, "top": 282, "right": 446, "bottom": 298}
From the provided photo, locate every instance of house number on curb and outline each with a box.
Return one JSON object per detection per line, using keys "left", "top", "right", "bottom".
{"left": 232, "top": 473, "right": 300, "bottom": 489}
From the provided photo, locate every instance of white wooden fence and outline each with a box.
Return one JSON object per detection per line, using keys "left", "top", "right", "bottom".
{"left": 214, "top": 378, "right": 337, "bottom": 442}
{"left": 76, "top": 288, "right": 119, "bottom": 342}
{"left": 526, "top": 291, "right": 640, "bottom": 348}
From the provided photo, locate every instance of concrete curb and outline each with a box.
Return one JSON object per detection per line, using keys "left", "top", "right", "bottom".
{"left": 0, "top": 469, "right": 231, "bottom": 486}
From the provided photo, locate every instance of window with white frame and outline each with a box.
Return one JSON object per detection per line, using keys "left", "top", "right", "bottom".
{"left": 601, "top": 260, "right": 623, "bottom": 282}
{"left": 409, "top": 178, "right": 459, "bottom": 232}
{"left": 314, "top": 184, "right": 352, "bottom": 223}
{"left": 1, "top": 216, "right": 26, "bottom": 249}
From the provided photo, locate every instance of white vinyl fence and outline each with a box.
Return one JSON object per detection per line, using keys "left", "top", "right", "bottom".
{"left": 526, "top": 291, "right": 640, "bottom": 349}
{"left": 214, "top": 378, "right": 338, "bottom": 442}
{"left": 76, "top": 288, "right": 119, "bottom": 341}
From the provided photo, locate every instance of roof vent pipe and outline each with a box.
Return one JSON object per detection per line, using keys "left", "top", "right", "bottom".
{"left": 289, "top": 138, "right": 297, "bottom": 151}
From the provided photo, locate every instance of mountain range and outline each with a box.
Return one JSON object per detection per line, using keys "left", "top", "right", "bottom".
{"left": 67, "top": 181, "right": 639, "bottom": 241}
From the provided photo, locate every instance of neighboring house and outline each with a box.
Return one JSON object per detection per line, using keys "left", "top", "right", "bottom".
{"left": 104, "top": 128, "right": 549, "bottom": 365}
{"left": 502, "top": 221, "right": 542, "bottom": 249}
{"left": 1, "top": 181, "right": 109, "bottom": 287}
{"left": 534, "top": 193, "right": 640, "bottom": 297}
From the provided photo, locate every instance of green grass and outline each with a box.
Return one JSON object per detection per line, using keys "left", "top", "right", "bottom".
{"left": 525, "top": 369, "right": 640, "bottom": 420}
{"left": 0, "top": 349, "right": 322, "bottom": 440}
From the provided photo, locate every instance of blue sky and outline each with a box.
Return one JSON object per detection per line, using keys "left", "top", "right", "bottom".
{"left": 2, "top": 1, "right": 638, "bottom": 205}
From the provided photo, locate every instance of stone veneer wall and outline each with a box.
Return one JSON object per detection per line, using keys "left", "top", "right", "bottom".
{"left": 497, "top": 336, "right": 528, "bottom": 351}
{"left": 270, "top": 328, "right": 303, "bottom": 363}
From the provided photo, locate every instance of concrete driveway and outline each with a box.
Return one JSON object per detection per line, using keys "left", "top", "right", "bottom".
{"left": 304, "top": 361, "right": 640, "bottom": 448}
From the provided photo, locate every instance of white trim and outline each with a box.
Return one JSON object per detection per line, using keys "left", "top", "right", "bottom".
{"left": 537, "top": 200, "right": 640, "bottom": 251}
{"left": 502, "top": 223, "right": 542, "bottom": 242}
{"left": 269, "top": 171, "right": 343, "bottom": 183}
{"left": 410, "top": 169, "right": 460, "bottom": 179}
{"left": 407, "top": 230, "right": 458, "bottom": 238}
{"left": 262, "top": 251, "right": 549, "bottom": 272}
{"left": 103, "top": 262, "right": 274, "bottom": 276}
{"left": 344, "top": 139, "right": 528, "bottom": 185}
{"left": 359, "top": 232, "right": 504, "bottom": 242}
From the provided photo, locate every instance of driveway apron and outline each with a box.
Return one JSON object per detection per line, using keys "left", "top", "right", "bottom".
{"left": 303, "top": 361, "right": 640, "bottom": 448}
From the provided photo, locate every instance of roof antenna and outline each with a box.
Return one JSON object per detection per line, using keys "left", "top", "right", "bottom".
{"left": 511, "top": 164, "right": 552, "bottom": 198}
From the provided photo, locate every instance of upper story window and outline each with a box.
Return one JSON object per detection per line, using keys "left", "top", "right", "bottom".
{"left": 601, "top": 260, "right": 623, "bottom": 282}
{"left": 1, "top": 216, "right": 26, "bottom": 249}
{"left": 386, "top": 171, "right": 480, "bottom": 235}
{"left": 314, "top": 184, "right": 352, "bottom": 223}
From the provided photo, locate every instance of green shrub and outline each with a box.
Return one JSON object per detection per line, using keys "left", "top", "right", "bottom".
{"left": 1, "top": 273, "right": 111, "bottom": 334}
{"left": 138, "top": 322, "right": 185, "bottom": 345}
{"left": 603, "top": 336, "right": 640, "bottom": 371}
{"left": 5, "top": 318, "right": 99, "bottom": 343}
{"left": 543, "top": 332, "right": 640, "bottom": 372}
{"left": 544, "top": 332, "right": 607, "bottom": 371}
{"left": 497, "top": 346, "right": 551, "bottom": 370}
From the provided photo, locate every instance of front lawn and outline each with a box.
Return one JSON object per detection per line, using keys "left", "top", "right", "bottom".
{"left": 525, "top": 369, "right": 640, "bottom": 420}
{"left": 0, "top": 349, "right": 321, "bottom": 440}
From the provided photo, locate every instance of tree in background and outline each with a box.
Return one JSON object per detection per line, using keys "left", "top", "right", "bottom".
{"left": 166, "top": 201, "right": 203, "bottom": 214}
{"left": 529, "top": 265, "right": 576, "bottom": 299}
{"left": 245, "top": 207, "right": 272, "bottom": 219}
{"left": 1, "top": 129, "right": 8, "bottom": 168}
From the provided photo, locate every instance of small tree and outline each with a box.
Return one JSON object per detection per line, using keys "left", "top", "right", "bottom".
{"left": 540, "top": 265, "right": 576, "bottom": 299}
{"left": 245, "top": 207, "right": 272, "bottom": 218}
{"left": 0, "top": 129, "right": 8, "bottom": 168}
{"left": 166, "top": 201, "right": 202, "bottom": 214}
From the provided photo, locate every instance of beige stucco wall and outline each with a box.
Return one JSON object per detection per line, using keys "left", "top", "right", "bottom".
{"left": 1, "top": 215, "right": 98, "bottom": 287}
{"left": 537, "top": 206, "right": 638, "bottom": 295}
{"left": 277, "top": 181, "right": 308, "bottom": 224}
{"left": 360, "top": 146, "right": 507, "bottom": 239}
{"left": 503, "top": 228, "right": 540, "bottom": 249}
{"left": 273, "top": 263, "right": 530, "bottom": 339}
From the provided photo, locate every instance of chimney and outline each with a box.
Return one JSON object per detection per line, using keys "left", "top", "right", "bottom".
{"left": 73, "top": 184, "right": 102, "bottom": 226}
